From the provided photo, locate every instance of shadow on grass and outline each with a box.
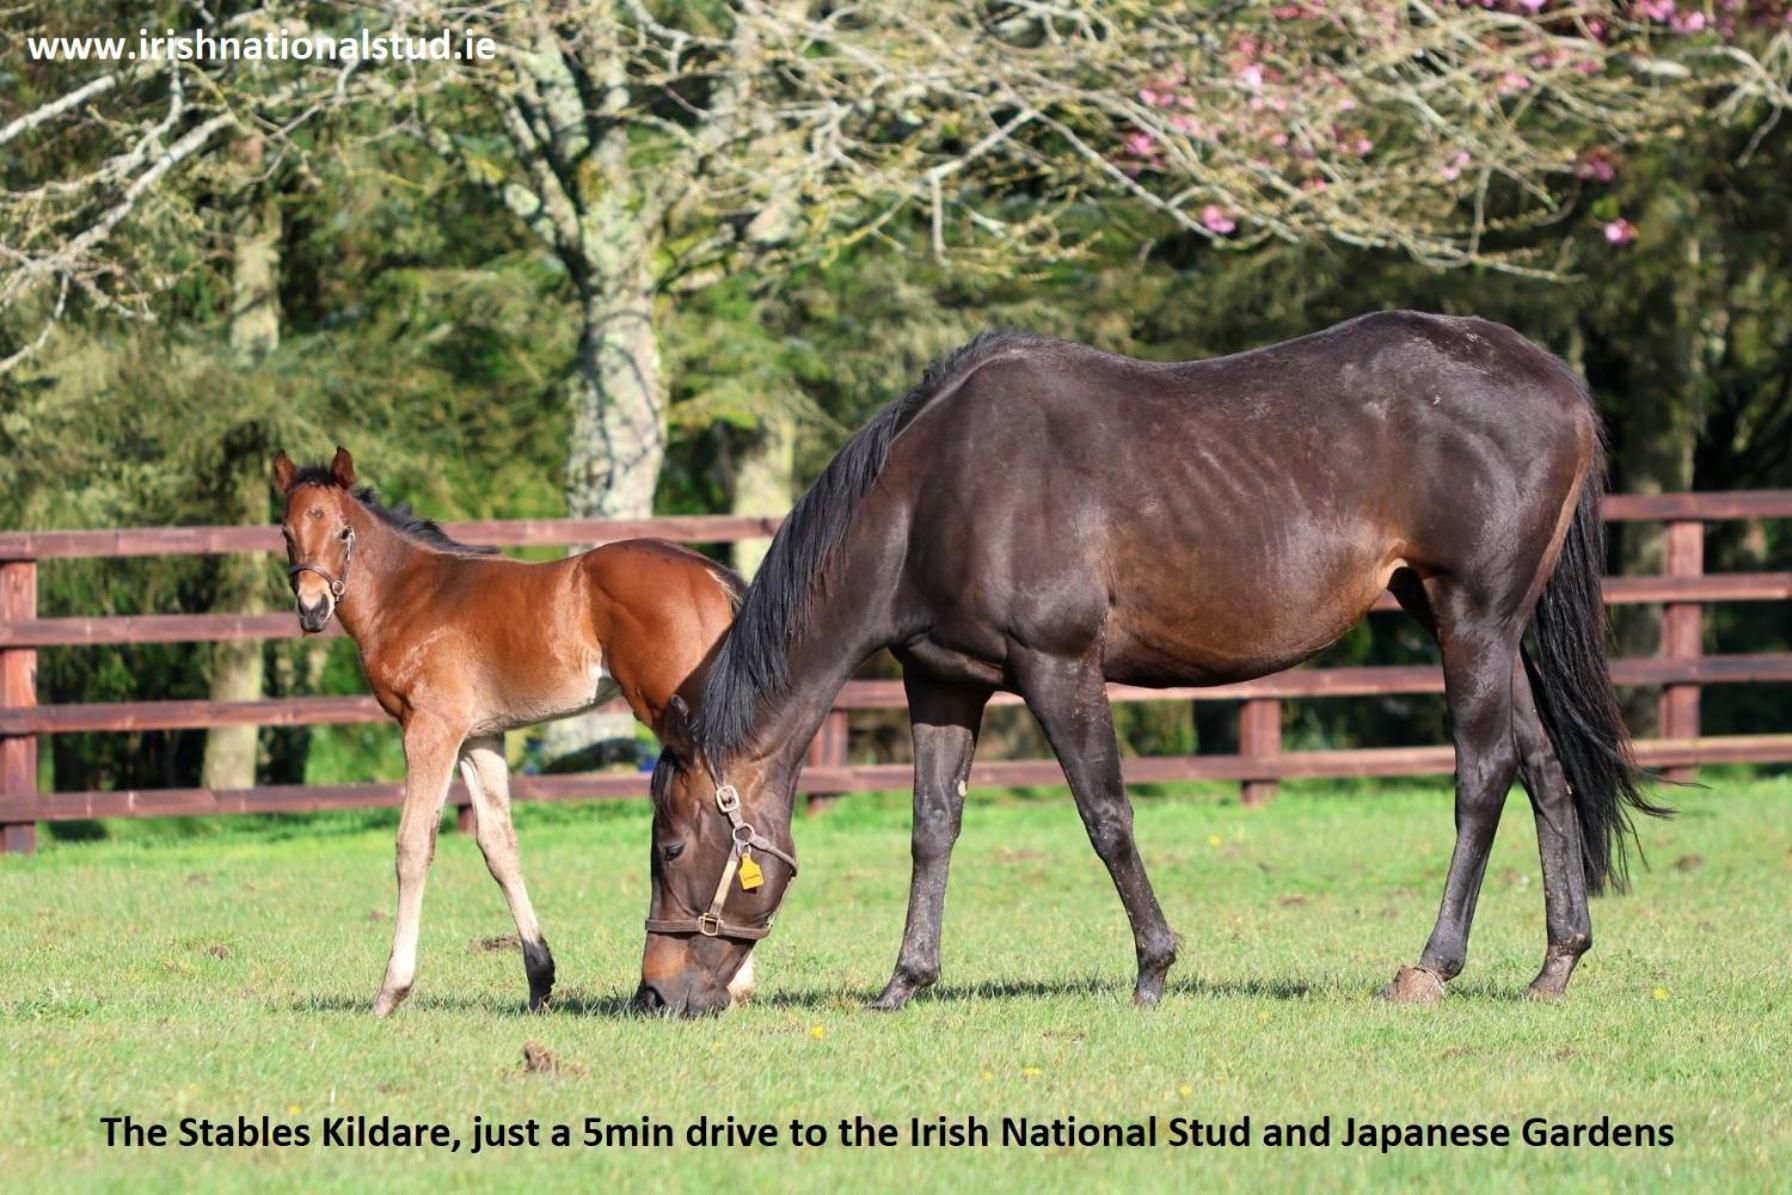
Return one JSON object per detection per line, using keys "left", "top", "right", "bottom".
{"left": 280, "top": 972, "right": 1343, "bottom": 1020}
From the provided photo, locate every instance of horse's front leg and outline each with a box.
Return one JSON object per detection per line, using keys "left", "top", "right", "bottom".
{"left": 1012, "top": 649, "right": 1177, "bottom": 1006}
{"left": 372, "top": 715, "right": 462, "bottom": 1017}
{"left": 869, "top": 677, "right": 991, "bottom": 1012}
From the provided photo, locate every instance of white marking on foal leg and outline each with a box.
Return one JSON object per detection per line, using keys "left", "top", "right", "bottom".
{"left": 373, "top": 721, "right": 458, "bottom": 1018}
{"left": 727, "top": 949, "right": 757, "bottom": 1006}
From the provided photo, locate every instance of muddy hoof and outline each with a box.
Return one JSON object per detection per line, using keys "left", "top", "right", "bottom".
{"left": 1378, "top": 965, "right": 1445, "bottom": 1004}
{"left": 1524, "top": 981, "right": 1564, "bottom": 1003}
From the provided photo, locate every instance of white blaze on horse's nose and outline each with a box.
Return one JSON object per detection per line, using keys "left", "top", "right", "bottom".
{"left": 727, "top": 950, "right": 757, "bottom": 1006}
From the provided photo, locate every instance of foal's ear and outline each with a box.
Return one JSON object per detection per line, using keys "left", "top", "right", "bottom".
{"left": 660, "top": 694, "right": 694, "bottom": 757}
{"left": 272, "top": 451, "right": 296, "bottom": 493}
{"left": 329, "top": 446, "right": 356, "bottom": 488}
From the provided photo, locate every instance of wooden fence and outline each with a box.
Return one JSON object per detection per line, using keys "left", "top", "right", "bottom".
{"left": 2, "top": 492, "right": 1790, "bottom": 854}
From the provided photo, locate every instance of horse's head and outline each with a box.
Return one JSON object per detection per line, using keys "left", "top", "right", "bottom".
{"left": 272, "top": 447, "right": 358, "bottom": 634}
{"left": 636, "top": 696, "right": 796, "bottom": 1016}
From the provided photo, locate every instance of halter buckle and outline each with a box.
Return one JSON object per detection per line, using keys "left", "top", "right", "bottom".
{"left": 714, "top": 784, "right": 740, "bottom": 814}
{"left": 696, "top": 913, "right": 723, "bottom": 937}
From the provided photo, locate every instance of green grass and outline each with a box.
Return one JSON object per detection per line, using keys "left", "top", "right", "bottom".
{"left": 3, "top": 775, "right": 1789, "bottom": 1192}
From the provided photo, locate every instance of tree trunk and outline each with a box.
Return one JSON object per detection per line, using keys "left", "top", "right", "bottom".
{"left": 542, "top": 208, "right": 664, "bottom": 767}
{"left": 730, "top": 411, "right": 796, "bottom": 578}
{"left": 200, "top": 142, "right": 279, "bottom": 791}
{"left": 565, "top": 249, "right": 664, "bottom": 518}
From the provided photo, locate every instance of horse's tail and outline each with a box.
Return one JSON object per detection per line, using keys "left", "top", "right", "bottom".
{"left": 1525, "top": 436, "right": 1672, "bottom": 896}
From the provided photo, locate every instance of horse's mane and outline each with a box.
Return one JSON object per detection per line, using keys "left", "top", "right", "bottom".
{"left": 287, "top": 464, "right": 500, "bottom": 557}
{"left": 693, "top": 331, "right": 1035, "bottom": 762}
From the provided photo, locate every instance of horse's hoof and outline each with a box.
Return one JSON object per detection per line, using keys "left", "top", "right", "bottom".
{"left": 1377, "top": 966, "right": 1445, "bottom": 1004}
{"left": 1524, "top": 980, "right": 1564, "bottom": 1003}
{"left": 865, "top": 987, "right": 911, "bottom": 1013}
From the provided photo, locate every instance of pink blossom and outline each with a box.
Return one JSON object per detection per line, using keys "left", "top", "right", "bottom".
{"left": 1440, "top": 149, "right": 1472, "bottom": 181}
{"left": 1200, "top": 204, "right": 1237, "bottom": 235}
{"left": 1239, "top": 63, "right": 1265, "bottom": 88}
{"left": 1516, "top": 0, "right": 1547, "bottom": 11}
{"left": 1603, "top": 218, "right": 1637, "bottom": 245}
{"left": 1122, "top": 130, "right": 1161, "bottom": 157}
{"left": 1575, "top": 146, "right": 1617, "bottom": 183}
{"left": 1638, "top": 0, "right": 1675, "bottom": 20}
{"left": 1670, "top": 9, "right": 1707, "bottom": 32}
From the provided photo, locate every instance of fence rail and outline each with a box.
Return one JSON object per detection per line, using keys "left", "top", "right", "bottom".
{"left": 2, "top": 492, "right": 1790, "bottom": 853}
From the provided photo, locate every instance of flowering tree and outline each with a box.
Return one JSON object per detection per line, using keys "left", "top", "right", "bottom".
{"left": 1093, "top": 2, "right": 1791, "bottom": 271}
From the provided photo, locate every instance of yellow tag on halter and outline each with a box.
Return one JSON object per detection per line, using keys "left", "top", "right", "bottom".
{"left": 738, "top": 849, "right": 764, "bottom": 891}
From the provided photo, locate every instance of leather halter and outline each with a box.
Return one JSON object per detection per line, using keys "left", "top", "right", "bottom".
{"left": 287, "top": 528, "right": 355, "bottom": 602}
{"left": 644, "top": 783, "right": 798, "bottom": 941}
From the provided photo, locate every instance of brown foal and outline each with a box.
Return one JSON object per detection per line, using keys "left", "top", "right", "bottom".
{"left": 272, "top": 448, "right": 742, "bottom": 1017}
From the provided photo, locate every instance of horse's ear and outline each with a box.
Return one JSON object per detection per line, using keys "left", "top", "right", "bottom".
{"left": 272, "top": 451, "right": 296, "bottom": 493}
{"left": 660, "top": 694, "right": 694, "bottom": 757}
{"left": 330, "top": 446, "right": 355, "bottom": 488}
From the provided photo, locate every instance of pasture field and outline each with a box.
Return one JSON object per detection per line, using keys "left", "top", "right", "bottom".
{"left": 2, "top": 774, "right": 1788, "bottom": 1192}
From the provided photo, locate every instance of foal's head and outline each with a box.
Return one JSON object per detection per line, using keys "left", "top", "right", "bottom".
{"left": 636, "top": 698, "right": 793, "bottom": 1016}
{"left": 272, "top": 447, "right": 359, "bottom": 633}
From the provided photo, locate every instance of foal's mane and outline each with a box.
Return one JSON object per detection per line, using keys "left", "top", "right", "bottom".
{"left": 693, "top": 331, "right": 1035, "bottom": 762}
{"left": 287, "top": 464, "right": 500, "bottom": 557}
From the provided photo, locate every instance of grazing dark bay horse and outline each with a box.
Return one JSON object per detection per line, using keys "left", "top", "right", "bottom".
{"left": 637, "top": 310, "right": 1667, "bottom": 1016}
{"left": 272, "top": 449, "right": 745, "bottom": 1016}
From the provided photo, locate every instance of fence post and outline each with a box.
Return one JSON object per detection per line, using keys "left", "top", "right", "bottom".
{"left": 1238, "top": 697, "right": 1281, "bottom": 807}
{"left": 1658, "top": 518, "right": 1704, "bottom": 782}
{"left": 804, "top": 709, "right": 849, "bottom": 816}
{"left": 1, "top": 560, "right": 39, "bottom": 855}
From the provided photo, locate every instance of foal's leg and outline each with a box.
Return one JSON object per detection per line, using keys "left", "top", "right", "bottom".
{"left": 869, "top": 676, "right": 992, "bottom": 1012}
{"left": 1383, "top": 611, "right": 1523, "bottom": 1003}
{"left": 372, "top": 716, "right": 461, "bottom": 1018}
{"left": 1013, "top": 651, "right": 1177, "bottom": 1005}
{"left": 1512, "top": 657, "right": 1593, "bottom": 999}
{"left": 459, "top": 735, "right": 556, "bottom": 1011}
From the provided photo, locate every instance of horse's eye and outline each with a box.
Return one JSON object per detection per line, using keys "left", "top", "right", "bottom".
{"left": 660, "top": 841, "right": 685, "bottom": 862}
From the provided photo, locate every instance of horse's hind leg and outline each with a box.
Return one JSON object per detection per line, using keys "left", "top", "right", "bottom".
{"left": 1382, "top": 584, "right": 1523, "bottom": 1003}
{"left": 459, "top": 735, "right": 555, "bottom": 1011}
{"left": 869, "top": 676, "right": 992, "bottom": 1012}
{"left": 1512, "top": 657, "right": 1593, "bottom": 998}
{"left": 1012, "top": 650, "right": 1177, "bottom": 1006}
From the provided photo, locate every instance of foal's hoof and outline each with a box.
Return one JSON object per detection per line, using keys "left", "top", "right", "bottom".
{"left": 1378, "top": 966, "right": 1445, "bottom": 1005}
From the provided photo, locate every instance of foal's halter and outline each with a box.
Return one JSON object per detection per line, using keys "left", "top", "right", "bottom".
{"left": 644, "top": 783, "right": 798, "bottom": 941}
{"left": 287, "top": 528, "right": 356, "bottom": 603}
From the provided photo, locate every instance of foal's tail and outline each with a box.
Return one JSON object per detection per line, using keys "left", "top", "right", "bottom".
{"left": 1526, "top": 439, "right": 1672, "bottom": 896}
